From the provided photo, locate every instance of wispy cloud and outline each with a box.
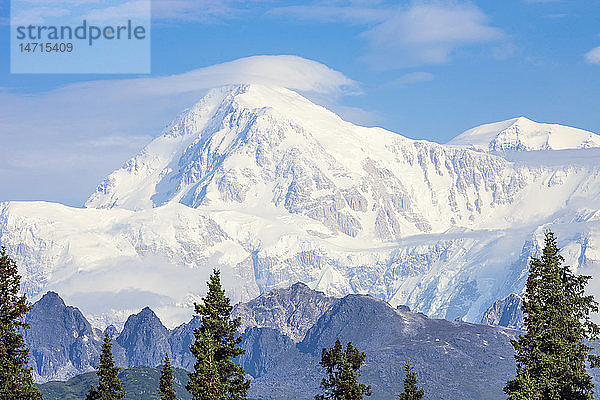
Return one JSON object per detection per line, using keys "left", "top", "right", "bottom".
{"left": 3, "top": 0, "right": 241, "bottom": 24}
{"left": 8, "top": 0, "right": 241, "bottom": 26}
{"left": 584, "top": 46, "right": 600, "bottom": 65}
{"left": 267, "top": 4, "right": 389, "bottom": 24}
{"left": 361, "top": 3, "right": 504, "bottom": 69}
{"left": 391, "top": 71, "right": 435, "bottom": 87}
{"left": 0, "top": 55, "right": 359, "bottom": 206}
{"left": 11, "top": 6, "right": 70, "bottom": 25}
{"left": 269, "top": 1, "right": 505, "bottom": 69}
{"left": 543, "top": 13, "right": 568, "bottom": 19}
{"left": 151, "top": 0, "right": 255, "bottom": 22}
{"left": 83, "top": 0, "right": 150, "bottom": 22}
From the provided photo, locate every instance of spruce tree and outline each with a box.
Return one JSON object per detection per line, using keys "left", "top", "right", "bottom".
{"left": 87, "top": 332, "right": 125, "bottom": 400}
{"left": 159, "top": 353, "right": 177, "bottom": 400}
{"left": 0, "top": 247, "right": 42, "bottom": 400}
{"left": 85, "top": 386, "right": 100, "bottom": 400}
{"left": 397, "top": 359, "right": 424, "bottom": 400}
{"left": 186, "top": 269, "right": 250, "bottom": 400}
{"left": 505, "top": 231, "right": 600, "bottom": 400}
{"left": 316, "top": 337, "right": 372, "bottom": 400}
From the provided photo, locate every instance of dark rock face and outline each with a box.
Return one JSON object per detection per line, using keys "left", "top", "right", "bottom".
{"left": 232, "top": 282, "right": 336, "bottom": 342}
{"left": 116, "top": 307, "right": 171, "bottom": 368}
{"left": 168, "top": 316, "right": 201, "bottom": 370}
{"left": 24, "top": 292, "right": 103, "bottom": 382}
{"left": 238, "top": 327, "right": 297, "bottom": 378}
{"left": 481, "top": 294, "right": 524, "bottom": 329}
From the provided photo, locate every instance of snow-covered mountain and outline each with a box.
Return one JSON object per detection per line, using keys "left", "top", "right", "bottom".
{"left": 448, "top": 116, "right": 600, "bottom": 151}
{"left": 1, "top": 84, "right": 600, "bottom": 328}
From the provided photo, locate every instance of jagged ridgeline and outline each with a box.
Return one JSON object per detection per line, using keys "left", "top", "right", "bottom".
{"left": 2, "top": 83, "right": 600, "bottom": 337}
{"left": 26, "top": 284, "right": 600, "bottom": 399}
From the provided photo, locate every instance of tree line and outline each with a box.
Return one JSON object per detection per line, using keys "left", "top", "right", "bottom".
{"left": 1, "top": 231, "right": 599, "bottom": 399}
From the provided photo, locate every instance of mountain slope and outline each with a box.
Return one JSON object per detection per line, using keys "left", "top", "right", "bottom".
{"left": 1, "top": 84, "right": 600, "bottom": 328}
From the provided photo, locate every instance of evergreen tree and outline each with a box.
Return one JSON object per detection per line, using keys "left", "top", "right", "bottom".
{"left": 397, "top": 359, "right": 424, "bottom": 400}
{"left": 85, "top": 385, "right": 100, "bottom": 400}
{"left": 0, "top": 247, "right": 42, "bottom": 400}
{"left": 316, "top": 337, "right": 371, "bottom": 400}
{"left": 87, "top": 332, "right": 125, "bottom": 400}
{"left": 186, "top": 269, "right": 250, "bottom": 400}
{"left": 505, "top": 231, "right": 600, "bottom": 400}
{"left": 159, "top": 353, "right": 177, "bottom": 400}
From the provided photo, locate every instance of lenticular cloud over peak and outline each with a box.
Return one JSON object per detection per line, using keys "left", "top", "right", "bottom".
{"left": 0, "top": 55, "right": 359, "bottom": 206}
{"left": 173, "top": 55, "right": 360, "bottom": 95}
{"left": 102, "top": 55, "right": 360, "bottom": 99}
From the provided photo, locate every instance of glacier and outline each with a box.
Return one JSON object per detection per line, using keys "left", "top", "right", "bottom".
{"left": 1, "top": 83, "right": 599, "bottom": 328}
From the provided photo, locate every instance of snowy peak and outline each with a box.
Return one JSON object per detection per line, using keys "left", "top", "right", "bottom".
{"left": 84, "top": 83, "right": 531, "bottom": 240}
{"left": 84, "top": 83, "right": 364, "bottom": 211}
{"left": 448, "top": 116, "right": 600, "bottom": 152}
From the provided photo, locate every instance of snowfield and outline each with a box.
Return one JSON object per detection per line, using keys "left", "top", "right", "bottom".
{"left": 1, "top": 84, "right": 599, "bottom": 328}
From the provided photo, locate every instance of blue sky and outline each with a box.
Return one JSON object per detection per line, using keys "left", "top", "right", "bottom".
{"left": 1, "top": 0, "right": 599, "bottom": 205}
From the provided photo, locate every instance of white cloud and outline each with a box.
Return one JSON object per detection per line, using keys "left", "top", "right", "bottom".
{"left": 584, "top": 46, "right": 600, "bottom": 65}
{"left": 0, "top": 55, "right": 358, "bottom": 206}
{"left": 361, "top": 3, "right": 504, "bottom": 68}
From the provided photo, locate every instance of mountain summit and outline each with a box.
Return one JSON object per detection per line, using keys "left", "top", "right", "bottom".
{"left": 85, "top": 83, "right": 522, "bottom": 238}
{"left": 448, "top": 116, "right": 600, "bottom": 151}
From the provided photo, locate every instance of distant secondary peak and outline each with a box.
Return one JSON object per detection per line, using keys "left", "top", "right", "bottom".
{"left": 448, "top": 117, "right": 600, "bottom": 152}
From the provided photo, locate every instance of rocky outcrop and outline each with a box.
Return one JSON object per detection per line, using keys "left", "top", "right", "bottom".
{"left": 237, "top": 327, "right": 297, "bottom": 379}
{"left": 24, "top": 292, "right": 103, "bottom": 382}
{"left": 168, "top": 316, "right": 201, "bottom": 371}
{"left": 232, "top": 282, "right": 336, "bottom": 342}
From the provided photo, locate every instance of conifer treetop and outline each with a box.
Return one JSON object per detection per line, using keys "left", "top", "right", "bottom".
{"left": 0, "top": 247, "right": 42, "bottom": 400}
{"left": 505, "top": 230, "right": 600, "bottom": 399}
{"left": 186, "top": 269, "right": 250, "bottom": 400}
{"left": 159, "top": 353, "right": 177, "bottom": 400}
{"left": 96, "top": 332, "right": 125, "bottom": 400}
{"left": 316, "top": 337, "right": 372, "bottom": 400}
{"left": 397, "top": 359, "right": 424, "bottom": 400}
